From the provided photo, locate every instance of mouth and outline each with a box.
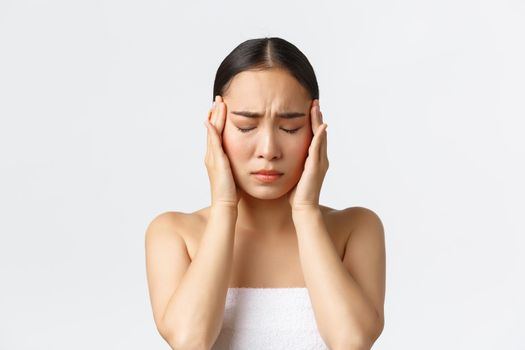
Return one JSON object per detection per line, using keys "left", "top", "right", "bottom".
{"left": 252, "top": 169, "right": 284, "bottom": 175}
{"left": 251, "top": 173, "right": 283, "bottom": 183}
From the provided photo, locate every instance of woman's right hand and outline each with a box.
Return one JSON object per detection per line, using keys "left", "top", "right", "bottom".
{"left": 203, "top": 95, "right": 240, "bottom": 208}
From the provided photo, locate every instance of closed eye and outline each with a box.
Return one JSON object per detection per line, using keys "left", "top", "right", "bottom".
{"left": 237, "top": 127, "right": 301, "bottom": 134}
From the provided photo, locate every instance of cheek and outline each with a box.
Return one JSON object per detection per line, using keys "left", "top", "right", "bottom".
{"left": 222, "top": 127, "right": 247, "bottom": 162}
{"left": 291, "top": 134, "right": 312, "bottom": 159}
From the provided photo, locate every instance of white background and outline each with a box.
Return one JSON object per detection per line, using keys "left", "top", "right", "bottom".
{"left": 1, "top": 0, "right": 524, "bottom": 348}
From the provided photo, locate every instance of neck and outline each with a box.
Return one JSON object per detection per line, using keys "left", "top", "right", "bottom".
{"left": 235, "top": 190, "right": 294, "bottom": 236}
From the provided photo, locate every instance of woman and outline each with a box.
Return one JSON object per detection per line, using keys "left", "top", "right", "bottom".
{"left": 145, "top": 37, "right": 386, "bottom": 350}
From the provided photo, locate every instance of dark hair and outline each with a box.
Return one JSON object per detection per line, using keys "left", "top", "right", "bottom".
{"left": 213, "top": 37, "right": 319, "bottom": 101}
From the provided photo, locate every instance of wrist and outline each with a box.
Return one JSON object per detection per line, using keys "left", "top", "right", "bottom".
{"left": 292, "top": 205, "right": 321, "bottom": 221}
{"left": 291, "top": 204, "right": 321, "bottom": 213}
{"left": 210, "top": 203, "right": 238, "bottom": 215}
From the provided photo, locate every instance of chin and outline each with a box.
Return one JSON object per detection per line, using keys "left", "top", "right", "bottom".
{"left": 250, "top": 191, "right": 287, "bottom": 200}
{"left": 239, "top": 181, "right": 296, "bottom": 201}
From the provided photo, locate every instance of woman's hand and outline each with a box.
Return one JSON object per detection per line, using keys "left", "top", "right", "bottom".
{"left": 203, "top": 95, "right": 241, "bottom": 208}
{"left": 288, "top": 99, "right": 329, "bottom": 211}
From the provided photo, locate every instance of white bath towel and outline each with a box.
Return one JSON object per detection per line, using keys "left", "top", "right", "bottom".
{"left": 211, "top": 288, "right": 329, "bottom": 349}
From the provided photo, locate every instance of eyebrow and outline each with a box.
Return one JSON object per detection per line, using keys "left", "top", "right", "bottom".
{"left": 230, "top": 111, "right": 306, "bottom": 119}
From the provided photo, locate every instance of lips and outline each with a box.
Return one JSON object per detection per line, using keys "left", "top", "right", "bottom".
{"left": 252, "top": 172, "right": 283, "bottom": 183}
{"left": 252, "top": 170, "right": 283, "bottom": 175}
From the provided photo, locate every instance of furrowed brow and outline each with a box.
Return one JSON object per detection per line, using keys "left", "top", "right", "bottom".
{"left": 231, "top": 111, "right": 306, "bottom": 119}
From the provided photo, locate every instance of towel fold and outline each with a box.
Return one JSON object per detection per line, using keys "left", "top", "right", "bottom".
{"left": 211, "top": 288, "right": 329, "bottom": 350}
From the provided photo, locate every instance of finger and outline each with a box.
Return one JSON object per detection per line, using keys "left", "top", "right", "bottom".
{"left": 204, "top": 120, "right": 216, "bottom": 162}
{"left": 316, "top": 107, "right": 326, "bottom": 160}
{"left": 205, "top": 119, "right": 223, "bottom": 159}
{"left": 310, "top": 100, "right": 316, "bottom": 134}
{"left": 311, "top": 100, "right": 323, "bottom": 136}
{"left": 309, "top": 123, "right": 327, "bottom": 161}
{"left": 207, "top": 107, "right": 213, "bottom": 123}
{"left": 319, "top": 123, "right": 328, "bottom": 163}
{"left": 206, "top": 97, "right": 220, "bottom": 161}
{"left": 318, "top": 123, "right": 328, "bottom": 161}
{"left": 216, "top": 96, "right": 226, "bottom": 135}
{"left": 204, "top": 119, "right": 211, "bottom": 160}
{"left": 210, "top": 95, "right": 219, "bottom": 126}
{"left": 214, "top": 97, "right": 223, "bottom": 137}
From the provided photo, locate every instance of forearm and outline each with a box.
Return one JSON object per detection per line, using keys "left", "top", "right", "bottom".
{"left": 163, "top": 206, "right": 237, "bottom": 349}
{"left": 292, "top": 208, "right": 380, "bottom": 349}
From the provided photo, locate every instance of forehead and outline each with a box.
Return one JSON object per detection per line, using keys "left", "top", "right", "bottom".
{"left": 223, "top": 68, "right": 310, "bottom": 106}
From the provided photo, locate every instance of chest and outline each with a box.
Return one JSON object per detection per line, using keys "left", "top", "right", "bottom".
{"left": 229, "top": 231, "right": 306, "bottom": 287}
{"left": 183, "top": 213, "right": 349, "bottom": 288}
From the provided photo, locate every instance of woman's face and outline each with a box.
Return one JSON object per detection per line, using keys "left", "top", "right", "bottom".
{"left": 221, "top": 68, "right": 314, "bottom": 200}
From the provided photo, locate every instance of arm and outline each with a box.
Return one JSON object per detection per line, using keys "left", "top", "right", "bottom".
{"left": 145, "top": 206, "right": 237, "bottom": 349}
{"left": 292, "top": 207, "right": 386, "bottom": 350}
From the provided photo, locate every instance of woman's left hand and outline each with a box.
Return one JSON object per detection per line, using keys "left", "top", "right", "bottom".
{"left": 288, "top": 99, "right": 329, "bottom": 211}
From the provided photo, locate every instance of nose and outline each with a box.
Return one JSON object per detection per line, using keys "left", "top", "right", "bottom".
{"left": 256, "top": 125, "right": 282, "bottom": 161}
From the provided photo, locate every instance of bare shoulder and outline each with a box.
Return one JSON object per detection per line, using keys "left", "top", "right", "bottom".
{"left": 349, "top": 206, "right": 382, "bottom": 220}
{"left": 318, "top": 204, "right": 381, "bottom": 228}
{"left": 145, "top": 211, "right": 181, "bottom": 232}
{"left": 145, "top": 207, "right": 211, "bottom": 258}
{"left": 145, "top": 208, "right": 207, "bottom": 242}
{"left": 145, "top": 211, "right": 183, "bottom": 242}
{"left": 144, "top": 211, "right": 190, "bottom": 268}
{"left": 338, "top": 206, "right": 384, "bottom": 233}
{"left": 318, "top": 205, "right": 385, "bottom": 246}
{"left": 318, "top": 204, "right": 378, "bottom": 218}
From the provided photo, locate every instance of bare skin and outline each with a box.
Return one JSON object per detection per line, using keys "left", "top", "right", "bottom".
{"left": 145, "top": 67, "right": 385, "bottom": 349}
{"left": 190, "top": 67, "right": 339, "bottom": 288}
{"left": 169, "top": 205, "right": 359, "bottom": 288}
